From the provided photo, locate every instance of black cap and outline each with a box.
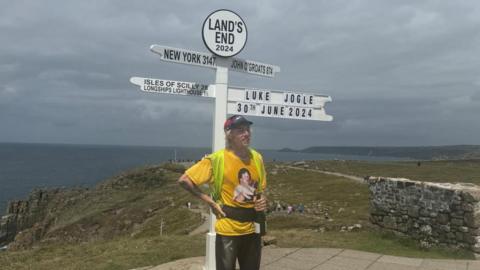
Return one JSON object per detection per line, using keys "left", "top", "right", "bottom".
{"left": 224, "top": 115, "right": 253, "bottom": 130}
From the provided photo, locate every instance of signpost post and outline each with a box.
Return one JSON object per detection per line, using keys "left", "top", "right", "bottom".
{"left": 131, "top": 9, "right": 332, "bottom": 270}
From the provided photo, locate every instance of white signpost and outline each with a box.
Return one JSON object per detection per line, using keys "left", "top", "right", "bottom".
{"left": 227, "top": 86, "right": 333, "bottom": 121}
{"left": 131, "top": 9, "right": 332, "bottom": 270}
{"left": 202, "top": 9, "right": 247, "bottom": 57}
{"left": 130, "top": 77, "right": 213, "bottom": 98}
{"left": 150, "top": 45, "right": 280, "bottom": 78}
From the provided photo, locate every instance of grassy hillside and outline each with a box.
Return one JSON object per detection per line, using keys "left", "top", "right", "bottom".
{"left": 0, "top": 163, "right": 206, "bottom": 269}
{"left": 0, "top": 160, "right": 478, "bottom": 269}
{"left": 295, "top": 145, "right": 480, "bottom": 160}
{"left": 264, "top": 163, "right": 475, "bottom": 259}
{"left": 305, "top": 159, "right": 480, "bottom": 185}
{"left": 0, "top": 235, "right": 205, "bottom": 270}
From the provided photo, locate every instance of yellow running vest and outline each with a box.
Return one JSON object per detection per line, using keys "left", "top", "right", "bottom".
{"left": 207, "top": 148, "right": 265, "bottom": 203}
{"left": 185, "top": 148, "right": 266, "bottom": 235}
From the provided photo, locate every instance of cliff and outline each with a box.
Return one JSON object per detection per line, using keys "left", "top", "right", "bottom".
{"left": 0, "top": 163, "right": 200, "bottom": 250}
{"left": 0, "top": 188, "right": 62, "bottom": 246}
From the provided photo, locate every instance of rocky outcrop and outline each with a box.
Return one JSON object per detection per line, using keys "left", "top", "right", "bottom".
{"left": 0, "top": 188, "right": 60, "bottom": 246}
{"left": 0, "top": 164, "right": 175, "bottom": 250}
{"left": 366, "top": 177, "right": 480, "bottom": 253}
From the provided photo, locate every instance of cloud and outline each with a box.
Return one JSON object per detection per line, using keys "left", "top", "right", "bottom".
{"left": 1, "top": 85, "right": 16, "bottom": 94}
{"left": 472, "top": 91, "right": 480, "bottom": 102}
{"left": 1, "top": 0, "right": 479, "bottom": 147}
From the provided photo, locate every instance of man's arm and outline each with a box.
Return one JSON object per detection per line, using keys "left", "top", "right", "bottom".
{"left": 254, "top": 157, "right": 268, "bottom": 212}
{"left": 178, "top": 174, "right": 226, "bottom": 217}
{"left": 254, "top": 193, "right": 267, "bottom": 211}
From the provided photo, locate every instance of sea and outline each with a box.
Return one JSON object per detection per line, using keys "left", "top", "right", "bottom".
{"left": 0, "top": 143, "right": 405, "bottom": 213}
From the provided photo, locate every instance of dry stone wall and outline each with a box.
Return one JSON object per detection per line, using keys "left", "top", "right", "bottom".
{"left": 366, "top": 177, "right": 480, "bottom": 253}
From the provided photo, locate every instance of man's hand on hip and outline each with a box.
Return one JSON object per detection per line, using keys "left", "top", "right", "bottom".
{"left": 209, "top": 201, "right": 226, "bottom": 218}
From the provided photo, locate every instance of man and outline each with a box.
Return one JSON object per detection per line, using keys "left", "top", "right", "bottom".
{"left": 178, "top": 115, "right": 267, "bottom": 270}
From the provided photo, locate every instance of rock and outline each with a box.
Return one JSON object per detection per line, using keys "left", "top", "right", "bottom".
{"left": 473, "top": 237, "right": 480, "bottom": 253}
{"left": 0, "top": 189, "right": 60, "bottom": 247}
{"left": 439, "top": 225, "right": 451, "bottom": 232}
{"left": 462, "top": 203, "right": 474, "bottom": 212}
{"left": 347, "top": 224, "right": 362, "bottom": 232}
{"left": 419, "top": 208, "right": 430, "bottom": 217}
{"left": 462, "top": 190, "right": 480, "bottom": 203}
{"left": 455, "top": 232, "right": 463, "bottom": 242}
{"left": 420, "top": 225, "right": 432, "bottom": 236}
{"left": 8, "top": 221, "right": 47, "bottom": 251}
{"left": 408, "top": 206, "right": 420, "bottom": 218}
{"left": 383, "top": 216, "right": 397, "bottom": 229}
{"left": 466, "top": 209, "right": 480, "bottom": 228}
{"left": 262, "top": 236, "right": 277, "bottom": 246}
{"left": 370, "top": 203, "right": 385, "bottom": 215}
{"left": 420, "top": 240, "right": 432, "bottom": 250}
{"left": 464, "top": 234, "right": 477, "bottom": 245}
{"left": 436, "top": 213, "right": 449, "bottom": 225}
{"left": 397, "top": 223, "right": 408, "bottom": 233}
{"left": 451, "top": 218, "right": 464, "bottom": 227}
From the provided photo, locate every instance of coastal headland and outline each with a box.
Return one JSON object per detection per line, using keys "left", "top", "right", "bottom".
{"left": 1, "top": 159, "right": 479, "bottom": 269}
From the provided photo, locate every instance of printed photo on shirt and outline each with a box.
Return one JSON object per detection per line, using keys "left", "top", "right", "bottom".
{"left": 233, "top": 168, "right": 258, "bottom": 203}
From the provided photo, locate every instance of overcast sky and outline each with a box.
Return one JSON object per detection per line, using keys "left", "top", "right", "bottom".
{"left": 1, "top": 0, "right": 479, "bottom": 149}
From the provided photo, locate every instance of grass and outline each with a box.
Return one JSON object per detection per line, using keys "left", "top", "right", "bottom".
{"left": 305, "top": 159, "right": 480, "bottom": 185}
{"left": 269, "top": 229, "right": 473, "bottom": 259}
{"left": 0, "top": 160, "right": 478, "bottom": 269}
{"left": 0, "top": 234, "right": 205, "bottom": 270}
{"left": 0, "top": 165, "right": 206, "bottom": 269}
{"left": 265, "top": 164, "right": 477, "bottom": 260}
{"left": 266, "top": 164, "right": 370, "bottom": 228}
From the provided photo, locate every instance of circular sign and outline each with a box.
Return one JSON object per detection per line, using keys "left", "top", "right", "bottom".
{"left": 202, "top": 9, "right": 247, "bottom": 57}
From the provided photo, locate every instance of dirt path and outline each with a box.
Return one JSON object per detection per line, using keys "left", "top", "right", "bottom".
{"left": 283, "top": 165, "right": 365, "bottom": 183}
{"left": 185, "top": 165, "right": 364, "bottom": 237}
{"left": 188, "top": 207, "right": 210, "bottom": 236}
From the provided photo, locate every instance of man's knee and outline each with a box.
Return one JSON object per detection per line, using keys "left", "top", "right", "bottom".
{"left": 238, "top": 234, "right": 261, "bottom": 270}
{"left": 216, "top": 235, "right": 237, "bottom": 270}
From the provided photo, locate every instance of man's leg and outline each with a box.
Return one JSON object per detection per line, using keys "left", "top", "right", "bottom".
{"left": 237, "top": 233, "right": 261, "bottom": 270}
{"left": 216, "top": 234, "right": 238, "bottom": 270}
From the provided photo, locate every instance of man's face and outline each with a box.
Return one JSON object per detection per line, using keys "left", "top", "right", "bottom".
{"left": 240, "top": 172, "right": 250, "bottom": 185}
{"left": 230, "top": 124, "right": 251, "bottom": 148}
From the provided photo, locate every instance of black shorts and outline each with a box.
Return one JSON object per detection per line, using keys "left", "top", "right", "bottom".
{"left": 215, "top": 233, "right": 261, "bottom": 270}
